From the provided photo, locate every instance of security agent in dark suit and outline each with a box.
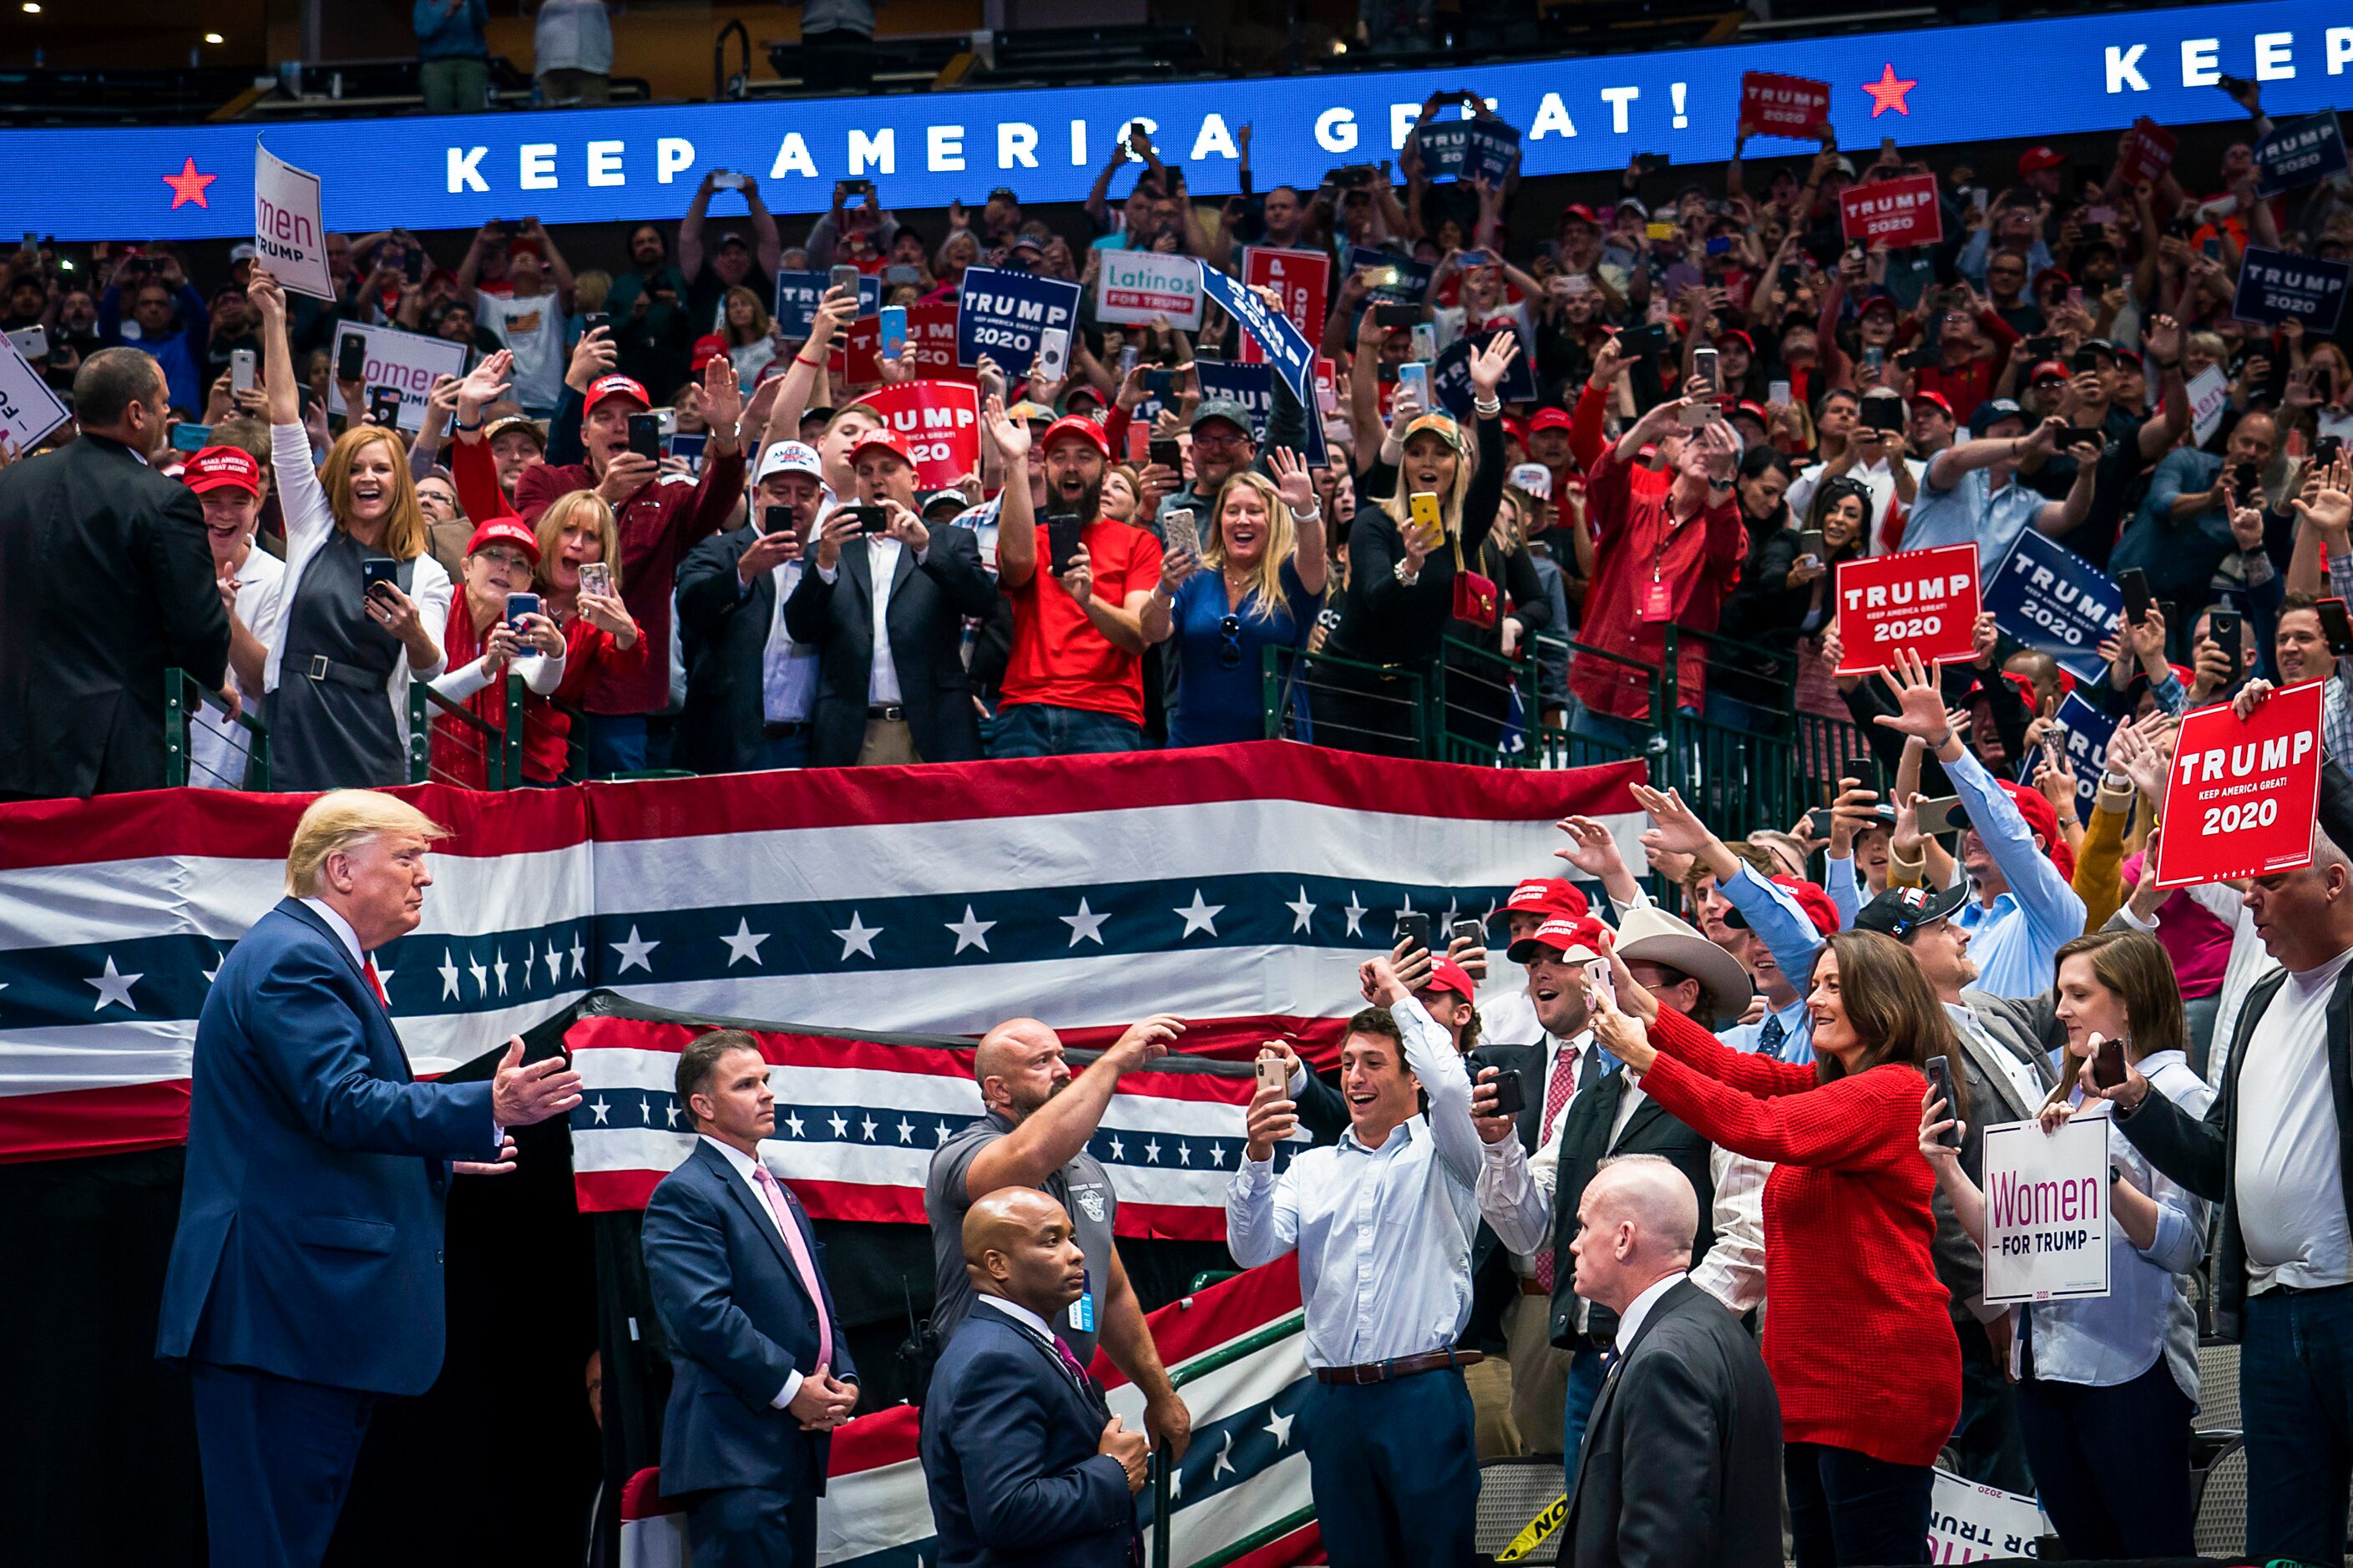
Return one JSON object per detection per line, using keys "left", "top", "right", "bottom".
{"left": 1561, "top": 1155, "right": 1783, "bottom": 1568}
{"left": 676, "top": 441, "right": 827, "bottom": 773}
{"left": 921, "top": 1186, "right": 1150, "bottom": 1568}
{"left": 154, "top": 790, "right": 584, "bottom": 1568}
{"left": 643, "top": 1029, "right": 861, "bottom": 1568}
{"left": 0, "top": 346, "right": 232, "bottom": 800}
{"left": 783, "top": 427, "right": 997, "bottom": 766}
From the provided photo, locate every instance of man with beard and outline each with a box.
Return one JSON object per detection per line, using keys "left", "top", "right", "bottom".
{"left": 990, "top": 409, "right": 1170, "bottom": 756}
{"left": 606, "top": 221, "right": 694, "bottom": 397}
{"left": 924, "top": 1014, "right": 1194, "bottom": 1466}
{"left": 1151, "top": 387, "right": 1308, "bottom": 538}
{"left": 681, "top": 170, "right": 783, "bottom": 336}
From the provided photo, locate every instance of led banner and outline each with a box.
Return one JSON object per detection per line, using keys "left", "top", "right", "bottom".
{"left": 1, "top": 1, "right": 2343, "bottom": 240}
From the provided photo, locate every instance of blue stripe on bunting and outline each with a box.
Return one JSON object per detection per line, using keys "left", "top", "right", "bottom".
{"left": 572, "top": 1094, "right": 1303, "bottom": 1178}
{"left": 1137, "top": 1376, "right": 1315, "bottom": 1527}
{"left": 0, "top": 874, "right": 1515, "bottom": 1028}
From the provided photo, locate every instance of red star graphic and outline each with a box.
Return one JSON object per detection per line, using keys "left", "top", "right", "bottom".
{"left": 162, "top": 157, "right": 218, "bottom": 210}
{"left": 1862, "top": 63, "right": 1918, "bottom": 119}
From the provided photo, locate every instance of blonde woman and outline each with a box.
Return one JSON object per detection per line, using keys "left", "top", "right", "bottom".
{"left": 721, "top": 285, "right": 780, "bottom": 392}
{"left": 251, "top": 267, "right": 450, "bottom": 789}
{"left": 1157, "top": 453, "right": 1328, "bottom": 746}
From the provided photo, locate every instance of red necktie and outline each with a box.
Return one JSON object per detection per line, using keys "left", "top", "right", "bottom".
{"left": 1533, "top": 1044, "right": 1582, "bottom": 1292}
{"left": 362, "top": 957, "right": 389, "bottom": 1010}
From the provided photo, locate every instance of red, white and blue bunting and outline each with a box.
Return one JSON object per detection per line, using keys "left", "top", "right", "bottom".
{"left": 0, "top": 743, "right": 1645, "bottom": 1164}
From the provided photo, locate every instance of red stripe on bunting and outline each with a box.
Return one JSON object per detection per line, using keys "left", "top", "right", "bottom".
{"left": 1089, "top": 1256, "right": 1303, "bottom": 1388}
{"left": 0, "top": 1078, "right": 190, "bottom": 1163}
{"left": 584, "top": 741, "right": 1646, "bottom": 842}
{"left": 564, "top": 1014, "right": 973, "bottom": 1077}
{"left": 0, "top": 780, "right": 592, "bottom": 870}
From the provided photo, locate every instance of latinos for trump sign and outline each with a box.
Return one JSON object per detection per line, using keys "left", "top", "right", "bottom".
{"left": 2154, "top": 678, "right": 2324, "bottom": 888}
{"left": 1839, "top": 173, "right": 1944, "bottom": 248}
{"left": 253, "top": 141, "right": 334, "bottom": 302}
{"left": 1982, "top": 1115, "right": 2113, "bottom": 1304}
{"left": 326, "top": 320, "right": 469, "bottom": 433}
{"left": 854, "top": 380, "right": 981, "bottom": 491}
{"left": 1095, "top": 249, "right": 1206, "bottom": 329}
{"left": 1739, "top": 71, "right": 1832, "bottom": 138}
{"left": 1833, "top": 544, "right": 1981, "bottom": 675}
{"left": 1242, "top": 246, "right": 1330, "bottom": 369}
{"left": 2256, "top": 110, "right": 2347, "bottom": 195}
{"left": 2233, "top": 245, "right": 2350, "bottom": 332}
{"left": 954, "top": 266, "right": 1081, "bottom": 378}
{"left": 1983, "top": 530, "right": 2122, "bottom": 680}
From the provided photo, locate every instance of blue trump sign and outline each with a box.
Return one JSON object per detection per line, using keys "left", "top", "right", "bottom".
{"left": 771, "top": 270, "right": 880, "bottom": 338}
{"left": 1416, "top": 119, "right": 1522, "bottom": 184}
{"left": 1197, "top": 261, "right": 1317, "bottom": 401}
{"left": 1985, "top": 530, "right": 2123, "bottom": 681}
{"left": 2256, "top": 111, "right": 2347, "bottom": 195}
{"left": 1193, "top": 359, "right": 1329, "bottom": 468}
{"left": 2027, "top": 693, "right": 2120, "bottom": 823}
{"left": 2234, "top": 246, "right": 2351, "bottom": 331}
{"left": 4, "top": 1, "right": 2339, "bottom": 240}
{"left": 954, "top": 266, "right": 1081, "bottom": 377}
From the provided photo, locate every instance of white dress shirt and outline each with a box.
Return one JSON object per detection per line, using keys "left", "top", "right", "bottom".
{"left": 1612, "top": 1268, "right": 1689, "bottom": 1350}
{"left": 1476, "top": 1067, "right": 1769, "bottom": 1318}
{"left": 697, "top": 1133, "right": 820, "bottom": 1409}
{"left": 817, "top": 534, "right": 930, "bottom": 706}
{"left": 1227, "top": 994, "right": 1483, "bottom": 1368}
{"left": 298, "top": 896, "right": 365, "bottom": 966}
{"left": 2235, "top": 946, "right": 2353, "bottom": 1293}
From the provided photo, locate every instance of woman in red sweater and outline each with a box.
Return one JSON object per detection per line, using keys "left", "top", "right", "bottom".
{"left": 1596, "top": 928, "right": 1963, "bottom": 1568}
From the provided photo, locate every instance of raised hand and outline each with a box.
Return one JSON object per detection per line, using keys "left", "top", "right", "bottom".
{"left": 1467, "top": 331, "right": 1519, "bottom": 399}
{"left": 1555, "top": 814, "right": 1632, "bottom": 881}
{"left": 1871, "top": 646, "right": 1951, "bottom": 739}
{"left": 1268, "top": 448, "right": 1318, "bottom": 515}
{"left": 982, "top": 393, "right": 1031, "bottom": 459}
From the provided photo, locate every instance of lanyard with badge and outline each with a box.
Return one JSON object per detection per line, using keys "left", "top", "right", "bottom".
{"left": 1639, "top": 510, "right": 1697, "bottom": 623}
{"left": 1045, "top": 1166, "right": 1096, "bottom": 1334}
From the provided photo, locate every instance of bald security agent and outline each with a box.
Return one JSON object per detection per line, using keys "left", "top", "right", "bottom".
{"left": 156, "top": 790, "right": 584, "bottom": 1568}
{"left": 1559, "top": 1154, "right": 1782, "bottom": 1568}
{"left": 922, "top": 1188, "right": 1151, "bottom": 1567}
{"left": 924, "top": 1014, "right": 1192, "bottom": 1460}
{"left": 642, "top": 1029, "right": 859, "bottom": 1567}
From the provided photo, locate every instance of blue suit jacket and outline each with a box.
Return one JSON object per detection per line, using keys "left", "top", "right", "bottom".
{"left": 155, "top": 898, "right": 499, "bottom": 1396}
{"left": 919, "top": 1306, "right": 1137, "bottom": 1568}
{"left": 641, "top": 1138, "right": 858, "bottom": 1497}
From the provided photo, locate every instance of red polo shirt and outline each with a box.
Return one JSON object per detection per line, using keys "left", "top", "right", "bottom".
{"left": 1569, "top": 445, "right": 1746, "bottom": 721}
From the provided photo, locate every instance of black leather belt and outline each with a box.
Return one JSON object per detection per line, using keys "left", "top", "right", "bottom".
{"left": 1313, "top": 1349, "right": 1481, "bottom": 1385}
{"left": 764, "top": 721, "right": 807, "bottom": 737}
{"left": 304, "top": 653, "right": 384, "bottom": 690}
{"left": 867, "top": 705, "right": 907, "bottom": 721}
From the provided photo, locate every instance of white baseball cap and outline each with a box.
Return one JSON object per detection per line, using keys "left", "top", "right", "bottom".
{"left": 755, "top": 440, "right": 824, "bottom": 483}
{"left": 1509, "top": 462, "right": 1553, "bottom": 498}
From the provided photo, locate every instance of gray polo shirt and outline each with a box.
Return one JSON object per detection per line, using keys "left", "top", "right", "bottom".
{"left": 924, "top": 1109, "right": 1120, "bottom": 1365}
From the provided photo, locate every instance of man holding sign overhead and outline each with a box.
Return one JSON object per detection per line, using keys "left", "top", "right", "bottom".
{"left": 1872, "top": 648, "right": 2086, "bottom": 998}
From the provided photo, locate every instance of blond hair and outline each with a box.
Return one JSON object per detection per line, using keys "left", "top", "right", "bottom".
{"left": 1376, "top": 416, "right": 1472, "bottom": 543}
{"left": 285, "top": 790, "right": 450, "bottom": 897}
{"left": 321, "top": 426, "right": 428, "bottom": 561}
{"left": 534, "top": 490, "right": 625, "bottom": 594}
{"left": 724, "top": 285, "right": 772, "bottom": 344}
{"left": 1204, "top": 470, "right": 1300, "bottom": 624}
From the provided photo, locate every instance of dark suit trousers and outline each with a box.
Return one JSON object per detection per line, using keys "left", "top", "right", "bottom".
{"left": 686, "top": 1483, "right": 817, "bottom": 1568}
{"left": 189, "top": 1360, "right": 376, "bottom": 1568}
{"left": 1305, "top": 1373, "right": 1479, "bottom": 1567}
{"left": 1784, "top": 1441, "right": 1931, "bottom": 1568}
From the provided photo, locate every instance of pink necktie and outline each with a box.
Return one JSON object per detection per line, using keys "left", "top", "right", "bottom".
{"left": 752, "top": 1165, "right": 833, "bottom": 1372}
{"left": 1534, "top": 1044, "right": 1582, "bottom": 1292}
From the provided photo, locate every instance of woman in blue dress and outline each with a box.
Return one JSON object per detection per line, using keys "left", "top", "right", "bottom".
{"left": 1158, "top": 448, "right": 1328, "bottom": 747}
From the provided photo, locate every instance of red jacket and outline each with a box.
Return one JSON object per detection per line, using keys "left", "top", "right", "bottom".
{"left": 515, "top": 446, "right": 744, "bottom": 715}
{"left": 1637, "top": 1006, "right": 1963, "bottom": 1469}
{"left": 1568, "top": 445, "right": 1743, "bottom": 721}
{"left": 432, "top": 601, "right": 648, "bottom": 787}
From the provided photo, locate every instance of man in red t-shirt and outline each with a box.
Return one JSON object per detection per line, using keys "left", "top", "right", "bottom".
{"left": 515, "top": 362, "right": 744, "bottom": 773}
{"left": 984, "top": 407, "right": 1167, "bottom": 756}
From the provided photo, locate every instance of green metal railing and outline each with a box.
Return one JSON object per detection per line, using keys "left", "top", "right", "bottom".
{"left": 1149, "top": 1309, "right": 1311, "bottom": 1568}
{"left": 164, "top": 668, "right": 271, "bottom": 789}
{"left": 409, "top": 672, "right": 527, "bottom": 788}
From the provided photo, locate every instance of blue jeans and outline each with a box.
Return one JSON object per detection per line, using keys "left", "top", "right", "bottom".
{"left": 988, "top": 702, "right": 1141, "bottom": 759}
{"left": 757, "top": 729, "right": 810, "bottom": 771}
{"left": 1784, "top": 1440, "right": 1931, "bottom": 1568}
{"left": 579, "top": 712, "right": 647, "bottom": 776}
{"left": 2240, "top": 1282, "right": 2353, "bottom": 1563}
{"left": 1560, "top": 1344, "right": 1609, "bottom": 1482}
{"left": 1305, "top": 1373, "right": 1479, "bottom": 1567}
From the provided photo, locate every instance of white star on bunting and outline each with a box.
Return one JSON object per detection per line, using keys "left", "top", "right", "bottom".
{"left": 610, "top": 926, "right": 659, "bottom": 974}
{"left": 468, "top": 953, "right": 488, "bottom": 996}
{"left": 945, "top": 905, "right": 995, "bottom": 954}
{"left": 1060, "top": 898, "right": 1110, "bottom": 948}
{"left": 1144, "top": 1138, "right": 1162, "bottom": 1163}
{"left": 828, "top": 1111, "right": 850, "bottom": 1137}
{"left": 1285, "top": 885, "right": 1317, "bottom": 933}
{"left": 438, "top": 948, "right": 461, "bottom": 1001}
{"left": 861, "top": 1115, "right": 879, "bottom": 1141}
{"left": 493, "top": 950, "right": 509, "bottom": 996}
{"left": 1264, "top": 1409, "right": 1295, "bottom": 1448}
{"left": 897, "top": 1118, "right": 916, "bottom": 1144}
{"left": 590, "top": 1097, "right": 611, "bottom": 1125}
{"left": 85, "top": 955, "right": 141, "bottom": 1012}
{"left": 784, "top": 1111, "right": 806, "bottom": 1137}
{"left": 1212, "top": 1432, "right": 1236, "bottom": 1479}
{"left": 1107, "top": 1135, "right": 1126, "bottom": 1161}
{"left": 545, "top": 947, "right": 564, "bottom": 986}
{"left": 1343, "top": 892, "right": 1367, "bottom": 937}
{"left": 721, "top": 917, "right": 771, "bottom": 967}
{"left": 569, "top": 936, "right": 587, "bottom": 978}
{"left": 1173, "top": 890, "right": 1224, "bottom": 938}
{"left": 832, "top": 912, "right": 882, "bottom": 961}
